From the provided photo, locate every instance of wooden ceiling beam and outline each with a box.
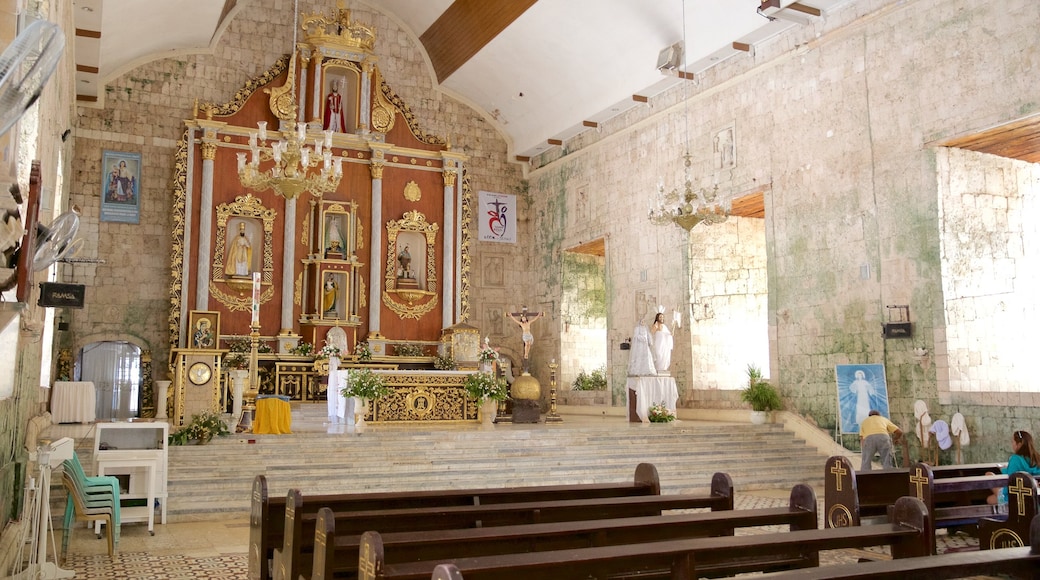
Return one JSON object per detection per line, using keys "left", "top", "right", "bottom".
{"left": 420, "top": 0, "right": 538, "bottom": 83}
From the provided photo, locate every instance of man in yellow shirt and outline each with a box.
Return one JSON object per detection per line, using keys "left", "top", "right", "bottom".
{"left": 860, "top": 409, "right": 903, "bottom": 470}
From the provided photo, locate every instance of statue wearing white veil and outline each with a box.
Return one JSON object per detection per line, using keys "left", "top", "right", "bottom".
{"left": 628, "top": 322, "right": 657, "bottom": 377}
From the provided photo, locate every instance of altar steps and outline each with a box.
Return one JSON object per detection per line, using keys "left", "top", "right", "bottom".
{"left": 160, "top": 408, "right": 829, "bottom": 519}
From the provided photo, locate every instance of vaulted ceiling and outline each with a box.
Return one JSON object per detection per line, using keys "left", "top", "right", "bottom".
{"left": 70, "top": 0, "right": 873, "bottom": 162}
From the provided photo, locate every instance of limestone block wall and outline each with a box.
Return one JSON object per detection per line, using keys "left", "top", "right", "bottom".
{"left": 523, "top": 0, "right": 1040, "bottom": 462}
{"left": 67, "top": 1, "right": 524, "bottom": 385}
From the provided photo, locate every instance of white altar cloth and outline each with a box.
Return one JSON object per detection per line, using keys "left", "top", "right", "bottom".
{"left": 51, "top": 381, "right": 97, "bottom": 424}
{"left": 626, "top": 376, "right": 678, "bottom": 423}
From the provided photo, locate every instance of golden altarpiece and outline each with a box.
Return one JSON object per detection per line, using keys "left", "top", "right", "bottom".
{"left": 167, "top": 6, "right": 483, "bottom": 424}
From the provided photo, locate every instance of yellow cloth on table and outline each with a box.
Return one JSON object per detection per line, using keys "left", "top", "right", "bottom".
{"left": 253, "top": 398, "right": 292, "bottom": 434}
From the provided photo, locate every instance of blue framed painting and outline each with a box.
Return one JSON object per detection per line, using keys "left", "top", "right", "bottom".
{"left": 100, "top": 150, "right": 141, "bottom": 223}
{"left": 835, "top": 363, "right": 889, "bottom": 435}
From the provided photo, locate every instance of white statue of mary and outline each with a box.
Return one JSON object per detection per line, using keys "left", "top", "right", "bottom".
{"left": 628, "top": 322, "right": 657, "bottom": 377}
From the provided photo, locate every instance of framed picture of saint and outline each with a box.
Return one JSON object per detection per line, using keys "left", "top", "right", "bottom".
{"left": 188, "top": 310, "right": 220, "bottom": 350}
{"left": 100, "top": 150, "right": 141, "bottom": 223}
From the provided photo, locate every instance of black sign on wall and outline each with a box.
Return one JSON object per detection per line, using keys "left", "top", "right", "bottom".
{"left": 39, "top": 282, "right": 85, "bottom": 308}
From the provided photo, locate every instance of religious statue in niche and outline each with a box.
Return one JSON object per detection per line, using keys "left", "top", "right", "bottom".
{"left": 323, "top": 79, "right": 348, "bottom": 133}
{"left": 225, "top": 222, "right": 254, "bottom": 278}
{"left": 396, "top": 243, "right": 419, "bottom": 290}
{"left": 325, "top": 214, "right": 346, "bottom": 259}
{"left": 323, "top": 273, "right": 340, "bottom": 318}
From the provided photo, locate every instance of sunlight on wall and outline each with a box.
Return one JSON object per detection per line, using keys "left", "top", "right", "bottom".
{"left": 938, "top": 147, "right": 1040, "bottom": 392}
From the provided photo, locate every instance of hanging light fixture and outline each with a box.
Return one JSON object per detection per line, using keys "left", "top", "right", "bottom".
{"left": 648, "top": 0, "right": 729, "bottom": 232}
{"left": 236, "top": 0, "right": 342, "bottom": 201}
{"left": 237, "top": 121, "right": 343, "bottom": 200}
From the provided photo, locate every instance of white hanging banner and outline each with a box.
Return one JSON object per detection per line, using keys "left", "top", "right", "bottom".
{"left": 478, "top": 191, "right": 516, "bottom": 244}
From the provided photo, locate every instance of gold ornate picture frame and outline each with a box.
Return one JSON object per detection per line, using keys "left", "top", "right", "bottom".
{"left": 383, "top": 210, "right": 439, "bottom": 319}
{"left": 211, "top": 194, "right": 278, "bottom": 310}
{"left": 187, "top": 310, "right": 220, "bottom": 350}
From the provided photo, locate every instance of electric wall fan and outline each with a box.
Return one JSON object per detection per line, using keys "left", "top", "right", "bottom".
{"left": 31, "top": 207, "right": 81, "bottom": 272}
{"left": 0, "top": 19, "right": 65, "bottom": 138}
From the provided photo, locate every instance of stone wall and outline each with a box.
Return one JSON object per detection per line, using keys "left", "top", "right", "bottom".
{"left": 523, "top": 0, "right": 1040, "bottom": 462}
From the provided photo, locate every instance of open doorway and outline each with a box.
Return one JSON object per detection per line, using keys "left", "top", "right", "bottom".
{"left": 688, "top": 192, "right": 769, "bottom": 390}
{"left": 561, "top": 239, "right": 608, "bottom": 403}
{"left": 79, "top": 341, "right": 142, "bottom": 420}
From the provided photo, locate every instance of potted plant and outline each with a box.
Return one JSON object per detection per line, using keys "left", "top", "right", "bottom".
{"left": 341, "top": 369, "right": 390, "bottom": 426}
{"left": 740, "top": 364, "right": 781, "bottom": 424}
{"left": 464, "top": 372, "right": 508, "bottom": 424}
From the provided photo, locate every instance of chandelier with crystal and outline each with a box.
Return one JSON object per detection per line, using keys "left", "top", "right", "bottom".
{"left": 648, "top": 0, "right": 729, "bottom": 232}
{"left": 237, "top": 121, "right": 343, "bottom": 201}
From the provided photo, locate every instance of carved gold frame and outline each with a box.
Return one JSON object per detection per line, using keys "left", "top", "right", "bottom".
{"left": 383, "top": 210, "right": 438, "bottom": 319}
{"left": 211, "top": 194, "right": 278, "bottom": 311}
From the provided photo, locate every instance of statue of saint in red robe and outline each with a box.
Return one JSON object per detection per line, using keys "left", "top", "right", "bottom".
{"left": 323, "top": 81, "right": 348, "bottom": 133}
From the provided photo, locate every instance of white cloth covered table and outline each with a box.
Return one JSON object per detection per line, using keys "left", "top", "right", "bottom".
{"left": 327, "top": 363, "right": 350, "bottom": 423}
{"left": 51, "top": 381, "right": 97, "bottom": 424}
{"left": 625, "top": 376, "right": 678, "bottom": 423}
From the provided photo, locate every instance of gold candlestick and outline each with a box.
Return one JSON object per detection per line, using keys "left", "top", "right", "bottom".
{"left": 545, "top": 359, "right": 563, "bottom": 423}
{"left": 238, "top": 320, "right": 262, "bottom": 432}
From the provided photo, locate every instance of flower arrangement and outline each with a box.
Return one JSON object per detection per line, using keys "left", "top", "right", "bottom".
{"left": 395, "top": 343, "right": 425, "bottom": 357}
{"left": 224, "top": 352, "right": 249, "bottom": 370}
{"left": 169, "top": 411, "right": 230, "bottom": 445}
{"left": 572, "top": 366, "right": 608, "bottom": 391}
{"left": 434, "top": 354, "right": 457, "bottom": 370}
{"left": 341, "top": 369, "right": 390, "bottom": 400}
{"left": 354, "top": 341, "right": 372, "bottom": 362}
{"left": 478, "top": 344, "right": 498, "bottom": 364}
{"left": 289, "top": 342, "right": 314, "bottom": 356}
{"left": 463, "top": 372, "right": 509, "bottom": 402}
{"left": 648, "top": 403, "right": 675, "bottom": 423}
{"left": 225, "top": 336, "right": 272, "bottom": 354}
{"left": 316, "top": 343, "right": 341, "bottom": 360}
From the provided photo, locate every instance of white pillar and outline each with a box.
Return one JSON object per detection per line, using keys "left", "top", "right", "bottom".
{"left": 155, "top": 380, "right": 171, "bottom": 419}
{"left": 195, "top": 142, "right": 215, "bottom": 310}
{"left": 441, "top": 168, "right": 456, "bottom": 325}
{"left": 368, "top": 160, "right": 385, "bottom": 335}
{"left": 281, "top": 197, "right": 298, "bottom": 333}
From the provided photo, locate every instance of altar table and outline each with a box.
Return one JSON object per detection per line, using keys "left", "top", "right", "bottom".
{"left": 51, "top": 381, "right": 97, "bottom": 424}
{"left": 253, "top": 396, "right": 292, "bottom": 434}
{"left": 626, "top": 376, "right": 678, "bottom": 423}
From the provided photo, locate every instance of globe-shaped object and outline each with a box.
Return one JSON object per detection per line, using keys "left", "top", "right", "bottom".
{"left": 511, "top": 373, "right": 541, "bottom": 400}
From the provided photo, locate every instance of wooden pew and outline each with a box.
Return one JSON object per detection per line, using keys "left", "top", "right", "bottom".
{"left": 284, "top": 473, "right": 732, "bottom": 580}
{"left": 249, "top": 463, "right": 663, "bottom": 579}
{"left": 359, "top": 496, "right": 932, "bottom": 580}
{"left": 824, "top": 456, "right": 999, "bottom": 526}
{"left": 909, "top": 461, "right": 1009, "bottom": 554}
{"left": 978, "top": 471, "right": 1039, "bottom": 550}
{"left": 756, "top": 513, "right": 1040, "bottom": 579}
{"left": 309, "top": 483, "right": 816, "bottom": 580}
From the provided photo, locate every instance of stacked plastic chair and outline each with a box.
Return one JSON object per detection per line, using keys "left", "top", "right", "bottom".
{"left": 60, "top": 454, "right": 120, "bottom": 560}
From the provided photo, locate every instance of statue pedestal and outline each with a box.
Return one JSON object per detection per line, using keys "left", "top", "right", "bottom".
{"left": 155, "top": 380, "right": 171, "bottom": 419}
{"left": 229, "top": 370, "right": 249, "bottom": 421}
{"left": 512, "top": 399, "right": 540, "bottom": 423}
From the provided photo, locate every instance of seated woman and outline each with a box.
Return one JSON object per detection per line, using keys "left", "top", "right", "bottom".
{"left": 987, "top": 429, "right": 1040, "bottom": 505}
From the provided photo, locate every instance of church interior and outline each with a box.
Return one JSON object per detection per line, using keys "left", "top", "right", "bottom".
{"left": 2, "top": 0, "right": 1040, "bottom": 576}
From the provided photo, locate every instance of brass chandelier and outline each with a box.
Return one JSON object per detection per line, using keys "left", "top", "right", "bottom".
{"left": 237, "top": 121, "right": 343, "bottom": 200}
{"left": 647, "top": 0, "right": 728, "bottom": 232}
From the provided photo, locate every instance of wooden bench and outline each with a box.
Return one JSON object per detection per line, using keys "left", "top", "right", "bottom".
{"left": 978, "top": 471, "right": 1039, "bottom": 550}
{"left": 909, "top": 461, "right": 1009, "bottom": 554}
{"left": 756, "top": 513, "right": 1040, "bottom": 579}
{"left": 309, "top": 483, "right": 815, "bottom": 580}
{"left": 249, "top": 463, "right": 663, "bottom": 579}
{"left": 824, "top": 455, "right": 999, "bottom": 525}
{"left": 282, "top": 473, "right": 732, "bottom": 580}
{"left": 358, "top": 496, "right": 931, "bottom": 580}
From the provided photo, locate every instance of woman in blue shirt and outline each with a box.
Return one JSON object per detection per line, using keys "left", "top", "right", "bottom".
{"left": 987, "top": 430, "right": 1040, "bottom": 505}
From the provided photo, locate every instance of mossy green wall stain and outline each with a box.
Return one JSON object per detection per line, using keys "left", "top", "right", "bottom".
{"left": 531, "top": 166, "right": 573, "bottom": 289}
{"left": 562, "top": 253, "right": 607, "bottom": 325}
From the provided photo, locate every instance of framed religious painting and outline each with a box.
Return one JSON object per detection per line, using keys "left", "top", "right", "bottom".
{"left": 100, "top": 150, "right": 142, "bottom": 223}
{"left": 187, "top": 310, "right": 220, "bottom": 350}
{"left": 835, "top": 363, "right": 889, "bottom": 435}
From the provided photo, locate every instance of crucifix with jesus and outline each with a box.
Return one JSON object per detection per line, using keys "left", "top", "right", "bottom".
{"left": 506, "top": 305, "right": 543, "bottom": 373}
